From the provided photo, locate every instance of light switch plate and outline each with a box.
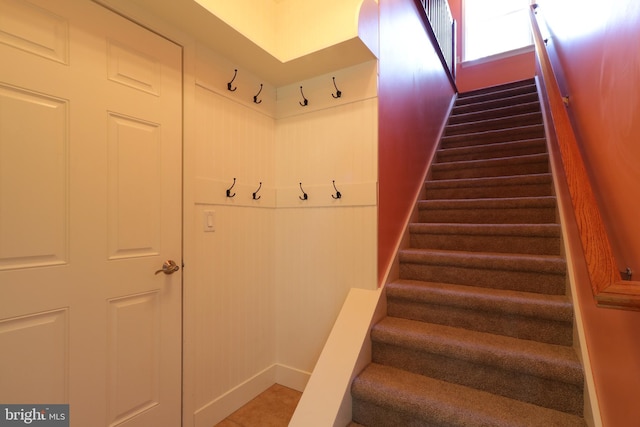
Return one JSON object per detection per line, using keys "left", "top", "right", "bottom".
{"left": 203, "top": 210, "right": 215, "bottom": 232}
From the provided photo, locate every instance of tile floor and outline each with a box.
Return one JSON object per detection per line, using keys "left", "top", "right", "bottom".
{"left": 213, "top": 384, "right": 302, "bottom": 427}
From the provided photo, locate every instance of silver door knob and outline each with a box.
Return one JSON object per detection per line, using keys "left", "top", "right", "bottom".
{"left": 155, "top": 260, "right": 180, "bottom": 275}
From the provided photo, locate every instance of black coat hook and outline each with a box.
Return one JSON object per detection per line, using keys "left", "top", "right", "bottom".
{"left": 227, "top": 69, "right": 238, "bottom": 91}
{"left": 299, "top": 182, "right": 308, "bottom": 200}
{"left": 253, "top": 84, "right": 263, "bottom": 104}
{"left": 331, "top": 77, "right": 342, "bottom": 98}
{"left": 331, "top": 180, "right": 342, "bottom": 199}
{"left": 226, "top": 178, "right": 236, "bottom": 197}
{"left": 253, "top": 182, "right": 262, "bottom": 200}
{"left": 299, "top": 86, "right": 308, "bottom": 106}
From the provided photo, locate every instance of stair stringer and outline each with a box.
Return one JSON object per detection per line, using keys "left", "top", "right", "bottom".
{"left": 536, "top": 75, "right": 602, "bottom": 427}
{"left": 379, "top": 93, "right": 459, "bottom": 286}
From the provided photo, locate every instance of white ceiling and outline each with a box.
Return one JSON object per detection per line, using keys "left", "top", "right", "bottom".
{"left": 98, "top": 0, "right": 375, "bottom": 87}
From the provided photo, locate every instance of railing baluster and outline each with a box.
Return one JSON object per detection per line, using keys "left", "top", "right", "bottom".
{"left": 414, "top": 0, "right": 455, "bottom": 86}
{"left": 423, "top": 0, "right": 455, "bottom": 79}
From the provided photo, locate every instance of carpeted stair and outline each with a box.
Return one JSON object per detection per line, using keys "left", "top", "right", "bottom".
{"left": 351, "top": 79, "right": 586, "bottom": 426}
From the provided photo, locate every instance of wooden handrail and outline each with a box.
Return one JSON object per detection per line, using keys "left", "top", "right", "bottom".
{"left": 530, "top": 5, "right": 640, "bottom": 310}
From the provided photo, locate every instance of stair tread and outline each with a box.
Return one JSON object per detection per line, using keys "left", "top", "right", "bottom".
{"left": 452, "top": 93, "right": 540, "bottom": 115}
{"left": 445, "top": 111, "right": 543, "bottom": 135}
{"left": 399, "top": 248, "right": 566, "bottom": 274}
{"left": 441, "top": 123, "right": 544, "bottom": 139}
{"left": 424, "top": 173, "right": 552, "bottom": 189}
{"left": 449, "top": 101, "right": 541, "bottom": 123}
{"left": 387, "top": 279, "right": 572, "bottom": 345}
{"left": 409, "top": 223, "right": 561, "bottom": 237}
{"left": 418, "top": 195, "right": 557, "bottom": 208}
{"left": 437, "top": 137, "right": 547, "bottom": 155}
{"left": 433, "top": 152, "right": 548, "bottom": 169}
{"left": 440, "top": 124, "right": 545, "bottom": 147}
{"left": 352, "top": 363, "right": 586, "bottom": 427}
{"left": 388, "top": 277, "right": 572, "bottom": 321}
{"left": 408, "top": 223, "right": 561, "bottom": 256}
{"left": 372, "top": 317, "right": 583, "bottom": 385}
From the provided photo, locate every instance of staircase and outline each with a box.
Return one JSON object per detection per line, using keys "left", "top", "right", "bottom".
{"left": 351, "top": 79, "right": 586, "bottom": 426}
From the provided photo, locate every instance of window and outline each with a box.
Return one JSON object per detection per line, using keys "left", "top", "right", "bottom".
{"left": 463, "top": 0, "right": 533, "bottom": 62}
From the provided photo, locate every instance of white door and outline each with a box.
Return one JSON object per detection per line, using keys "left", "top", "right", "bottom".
{"left": 0, "top": 0, "right": 182, "bottom": 425}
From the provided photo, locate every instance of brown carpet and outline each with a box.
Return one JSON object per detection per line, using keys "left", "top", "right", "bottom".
{"left": 351, "top": 79, "right": 586, "bottom": 426}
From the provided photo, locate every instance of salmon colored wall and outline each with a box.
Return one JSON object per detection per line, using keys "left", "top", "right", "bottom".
{"left": 535, "top": 1, "right": 640, "bottom": 424}
{"left": 456, "top": 52, "right": 535, "bottom": 93}
{"left": 538, "top": 0, "right": 640, "bottom": 275}
{"left": 448, "top": 0, "right": 535, "bottom": 92}
{"left": 378, "top": 0, "right": 456, "bottom": 283}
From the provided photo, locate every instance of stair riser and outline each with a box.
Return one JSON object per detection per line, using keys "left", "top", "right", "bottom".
{"left": 424, "top": 183, "right": 553, "bottom": 199}
{"left": 399, "top": 263, "right": 566, "bottom": 294}
{"left": 409, "top": 233, "right": 561, "bottom": 255}
{"left": 459, "top": 79, "right": 535, "bottom": 97}
{"left": 432, "top": 161, "right": 549, "bottom": 180}
{"left": 417, "top": 206, "right": 557, "bottom": 224}
{"left": 445, "top": 114, "right": 543, "bottom": 136}
{"left": 448, "top": 103, "right": 541, "bottom": 125}
{"left": 456, "top": 83, "right": 536, "bottom": 105}
{"left": 453, "top": 93, "right": 540, "bottom": 115}
{"left": 372, "top": 343, "right": 584, "bottom": 416}
{"left": 441, "top": 126, "right": 545, "bottom": 149}
{"left": 437, "top": 144, "right": 547, "bottom": 163}
{"left": 352, "top": 399, "right": 426, "bottom": 427}
{"left": 457, "top": 85, "right": 537, "bottom": 106}
{"left": 386, "top": 298, "right": 572, "bottom": 345}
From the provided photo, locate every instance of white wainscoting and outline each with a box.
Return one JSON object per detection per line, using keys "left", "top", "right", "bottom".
{"left": 275, "top": 206, "right": 378, "bottom": 372}
{"left": 188, "top": 47, "right": 378, "bottom": 425}
{"left": 191, "top": 203, "right": 277, "bottom": 426}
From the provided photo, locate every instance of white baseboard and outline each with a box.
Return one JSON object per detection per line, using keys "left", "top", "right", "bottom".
{"left": 276, "top": 363, "right": 311, "bottom": 392}
{"left": 192, "top": 364, "right": 310, "bottom": 427}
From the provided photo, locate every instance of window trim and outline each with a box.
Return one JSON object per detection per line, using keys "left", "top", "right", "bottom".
{"left": 460, "top": 44, "right": 534, "bottom": 67}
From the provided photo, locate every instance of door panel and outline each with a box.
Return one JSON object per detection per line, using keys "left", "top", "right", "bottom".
{"left": 107, "top": 291, "right": 161, "bottom": 425}
{"left": 107, "top": 113, "right": 162, "bottom": 260}
{"left": 0, "top": 0, "right": 182, "bottom": 425}
{"left": 0, "top": 84, "right": 69, "bottom": 270}
{"left": 0, "top": 308, "right": 69, "bottom": 403}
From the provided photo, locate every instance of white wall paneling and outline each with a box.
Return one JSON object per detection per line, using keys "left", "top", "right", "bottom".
{"left": 275, "top": 206, "right": 377, "bottom": 372}
{"left": 191, "top": 204, "right": 277, "bottom": 414}
{"left": 276, "top": 60, "right": 378, "bottom": 119}
{"left": 273, "top": 64, "right": 378, "bottom": 374}
{"left": 191, "top": 48, "right": 279, "bottom": 426}
{"left": 196, "top": 45, "right": 277, "bottom": 118}
{"left": 275, "top": 181, "right": 377, "bottom": 208}
{"left": 192, "top": 42, "right": 378, "bottom": 426}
